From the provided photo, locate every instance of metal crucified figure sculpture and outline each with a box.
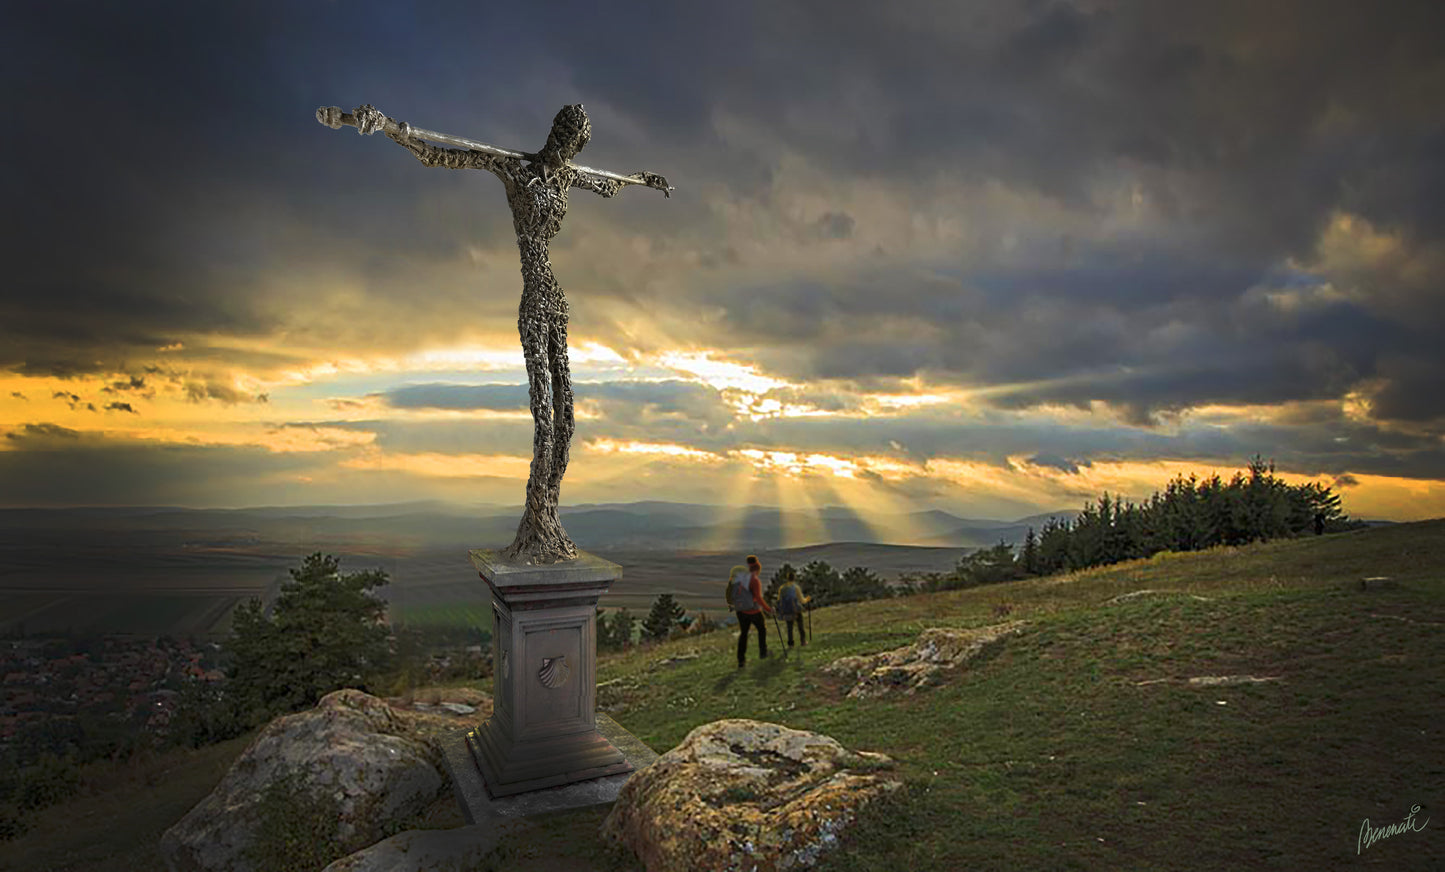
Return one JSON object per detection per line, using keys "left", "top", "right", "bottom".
{"left": 317, "top": 103, "right": 674, "bottom": 565}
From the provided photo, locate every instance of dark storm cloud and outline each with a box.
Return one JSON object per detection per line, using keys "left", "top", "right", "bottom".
{"left": 1028, "top": 454, "right": 1091, "bottom": 475}
{"left": 184, "top": 381, "right": 258, "bottom": 405}
{"left": 347, "top": 377, "right": 1445, "bottom": 486}
{"left": 52, "top": 392, "right": 97, "bottom": 413}
{"left": 373, "top": 379, "right": 738, "bottom": 444}
{"left": 0, "top": 441, "right": 319, "bottom": 508}
{"left": 385, "top": 384, "right": 531, "bottom": 412}
{"left": 317, "top": 418, "right": 533, "bottom": 457}
{"left": 383, "top": 379, "right": 725, "bottom": 418}
{"left": 683, "top": 0, "right": 1442, "bottom": 441}
{"left": 102, "top": 375, "right": 147, "bottom": 394}
{"left": 743, "top": 405, "right": 1445, "bottom": 483}
{"left": 6, "top": 423, "right": 82, "bottom": 444}
{"left": 813, "top": 212, "right": 856, "bottom": 241}
{"left": 6, "top": 0, "right": 1445, "bottom": 491}
{"left": 583, "top": 380, "right": 731, "bottom": 425}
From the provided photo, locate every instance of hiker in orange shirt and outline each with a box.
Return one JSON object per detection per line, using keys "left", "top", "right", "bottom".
{"left": 731, "top": 554, "right": 774, "bottom": 668}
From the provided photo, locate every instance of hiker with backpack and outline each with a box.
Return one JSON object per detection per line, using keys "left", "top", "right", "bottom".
{"left": 728, "top": 555, "right": 773, "bottom": 668}
{"left": 774, "top": 567, "right": 811, "bottom": 647}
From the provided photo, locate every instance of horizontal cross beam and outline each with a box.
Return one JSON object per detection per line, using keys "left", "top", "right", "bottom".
{"left": 316, "top": 106, "right": 674, "bottom": 193}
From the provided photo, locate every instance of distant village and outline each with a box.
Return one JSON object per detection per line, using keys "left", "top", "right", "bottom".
{"left": 0, "top": 635, "right": 224, "bottom": 745}
{"left": 0, "top": 624, "right": 492, "bottom": 754}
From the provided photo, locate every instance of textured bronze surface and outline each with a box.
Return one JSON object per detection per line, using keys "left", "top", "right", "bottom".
{"left": 319, "top": 103, "right": 672, "bottom": 564}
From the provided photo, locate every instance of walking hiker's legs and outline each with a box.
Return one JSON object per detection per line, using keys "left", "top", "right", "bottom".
{"left": 786, "top": 618, "right": 795, "bottom": 646}
{"left": 757, "top": 614, "right": 768, "bottom": 659}
{"left": 737, "top": 615, "right": 751, "bottom": 667}
{"left": 792, "top": 617, "right": 805, "bottom": 645}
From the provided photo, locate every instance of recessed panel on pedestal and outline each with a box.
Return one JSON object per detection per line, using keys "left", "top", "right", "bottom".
{"left": 518, "top": 611, "right": 587, "bottom": 735}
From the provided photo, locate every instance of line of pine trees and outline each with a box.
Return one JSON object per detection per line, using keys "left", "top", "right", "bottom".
{"left": 909, "top": 456, "right": 1353, "bottom": 593}
{"left": 763, "top": 561, "right": 892, "bottom": 607}
{"left": 597, "top": 595, "right": 721, "bottom": 650}
{"left": 1024, "top": 455, "right": 1347, "bottom": 576}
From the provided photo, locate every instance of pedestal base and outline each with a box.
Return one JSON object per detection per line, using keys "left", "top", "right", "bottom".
{"left": 468, "top": 716, "right": 631, "bottom": 796}
{"left": 441, "top": 713, "right": 659, "bottom": 822}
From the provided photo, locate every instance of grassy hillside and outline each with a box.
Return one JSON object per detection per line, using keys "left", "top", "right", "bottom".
{"left": 6, "top": 520, "right": 1442, "bottom": 870}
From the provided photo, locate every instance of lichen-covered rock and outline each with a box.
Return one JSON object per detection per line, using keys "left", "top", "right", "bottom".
{"left": 601, "top": 719, "right": 899, "bottom": 872}
{"left": 160, "top": 689, "right": 447, "bottom": 872}
{"left": 824, "top": 622, "right": 1025, "bottom": 699}
{"left": 319, "top": 824, "right": 501, "bottom": 872}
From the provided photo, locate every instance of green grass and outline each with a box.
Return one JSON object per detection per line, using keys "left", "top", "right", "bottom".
{"left": 0, "top": 592, "right": 247, "bottom": 637}
{"left": 393, "top": 600, "right": 494, "bottom": 631}
{"left": 0, "top": 732, "right": 262, "bottom": 872}
{"left": 6, "top": 520, "right": 1443, "bottom": 870}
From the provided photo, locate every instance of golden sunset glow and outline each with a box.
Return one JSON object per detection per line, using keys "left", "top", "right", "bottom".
{"left": 4, "top": 9, "right": 1442, "bottom": 525}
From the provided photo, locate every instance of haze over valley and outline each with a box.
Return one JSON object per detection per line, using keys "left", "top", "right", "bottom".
{"left": 0, "top": 501, "right": 1072, "bottom": 637}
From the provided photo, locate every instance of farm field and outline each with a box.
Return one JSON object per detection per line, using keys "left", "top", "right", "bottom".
{"left": 0, "top": 510, "right": 975, "bottom": 637}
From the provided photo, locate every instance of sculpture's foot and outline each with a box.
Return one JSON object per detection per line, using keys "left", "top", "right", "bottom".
{"left": 501, "top": 530, "right": 579, "bottom": 565}
{"left": 506, "top": 494, "right": 579, "bottom": 564}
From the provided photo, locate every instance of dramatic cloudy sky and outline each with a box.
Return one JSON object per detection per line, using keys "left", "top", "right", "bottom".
{"left": 4, "top": 0, "right": 1444, "bottom": 524}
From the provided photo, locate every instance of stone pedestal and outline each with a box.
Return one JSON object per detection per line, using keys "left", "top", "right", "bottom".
{"left": 465, "top": 548, "right": 632, "bottom": 797}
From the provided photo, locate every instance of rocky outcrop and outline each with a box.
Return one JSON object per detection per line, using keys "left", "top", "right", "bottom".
{"left": 1186, "top": 675, "right": 1282, "bottom": 687}
{"left": 601, "top": 719, "right": 899, "bottom": 872}
{"left": 1134, "top": 674, "right": 1283, "bottom": 687}
{"left": 160, "top": 689, "right": 450, "bottom": 872}
{"left": 319, "top": 824, "right": 501, "bottom": 872}
{"left": 823, "top": 622, "right": 1025, "bottom": 699}
{"left": 1104, "top": 589, "right": 1212, "bottom": 604}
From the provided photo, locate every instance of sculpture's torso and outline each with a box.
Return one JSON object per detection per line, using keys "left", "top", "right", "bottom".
{"left": 498, "top": 163, "right": 574, "bottom": 303}
{"left": 502, "top": 164, "right": 571, "bottom": 244}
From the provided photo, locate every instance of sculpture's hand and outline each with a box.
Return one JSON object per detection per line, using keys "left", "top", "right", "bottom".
{"left": 631, "top": 171, "right": 673, "bottom": 198}
{"left": 353, "top": 104, "right": 388, "bottom": 136}
{"left": 316, "top": 106, "right": 345, "bottom": 129}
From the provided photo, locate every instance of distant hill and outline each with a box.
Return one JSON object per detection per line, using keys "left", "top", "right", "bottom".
{"left": 0, "top": 502, "right": 1084, "bottom": 553}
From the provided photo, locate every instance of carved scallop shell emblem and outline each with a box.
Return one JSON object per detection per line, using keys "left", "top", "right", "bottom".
{"left": 538, "top": 655, "right": 570, "bottom": 689}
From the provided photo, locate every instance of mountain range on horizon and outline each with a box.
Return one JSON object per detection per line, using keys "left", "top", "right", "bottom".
{"left": 0, "top": 500, "right": 1084, "bottom": 552}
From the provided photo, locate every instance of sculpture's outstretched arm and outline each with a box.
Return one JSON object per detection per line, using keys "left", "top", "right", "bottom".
{"left": 389, "top": 132, "right": 517, "bottom": 177}
{"left": 329, "top": 104, "right": 519, "bottom": 178}
{"left": 571, "top": 169, "right": 672, "bottom": 198}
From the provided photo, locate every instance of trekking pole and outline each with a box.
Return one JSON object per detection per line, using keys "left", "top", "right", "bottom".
{"left": 768, "top": 606, "right": 786, "bottom": 660}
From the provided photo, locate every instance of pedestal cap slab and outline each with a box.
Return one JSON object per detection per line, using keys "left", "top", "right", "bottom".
{"left": 470, "top": 549, "right": 622, "bottom": 609}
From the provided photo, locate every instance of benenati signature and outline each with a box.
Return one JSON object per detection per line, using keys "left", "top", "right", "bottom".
{"left": 1358, "top": 804, "right": 1430, "bottom": 855}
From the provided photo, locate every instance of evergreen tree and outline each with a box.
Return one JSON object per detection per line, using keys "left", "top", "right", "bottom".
{"left": 598, "top": 607, "right": 637, "bottom": 650}
{"left": 838, "top": 566, "right": 890, "bottom": 602}
{"left": 640, "top": 594, "right": 685, "bottom": 641}
{"left": 226, "top": 553, "right": 392, "bottom": 724}
{"left": 799, "top": 560, "right": 843, "bottom": 606}
{"left": 614, "top": 608, "right": 637, "bottom": 648}
{"left": 1020, "top": 526, "right": 1039, "bottom": 575}
{"left": 1037, "top": 516, "right": 1072, "bottom": 574}
{"left": 596, "top": 607, "right": 616, "bottom": 651}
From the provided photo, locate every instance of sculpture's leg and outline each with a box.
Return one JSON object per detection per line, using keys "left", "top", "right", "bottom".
{"left": 504, "top": 293, "right": 577, "bottom": 564}
{"left": 546, "top": 294, "right": 575, "bottom": 504}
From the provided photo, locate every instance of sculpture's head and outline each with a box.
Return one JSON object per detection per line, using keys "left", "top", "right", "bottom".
{"left": 540, "top": 103, "right": 591, "bottom": 165}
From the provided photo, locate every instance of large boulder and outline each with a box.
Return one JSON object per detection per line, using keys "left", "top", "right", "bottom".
{"left": 319, "top": 824, "right": 501, "bottom": 872}
{"left": 602, "top": 719, "right": 899, "bottom": 872}
{"left": 823, "top": 622, "right": 1025, "bottom": 699}
{"left": 160, "top": 689, "right": 448, "bottom": 872}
